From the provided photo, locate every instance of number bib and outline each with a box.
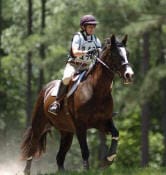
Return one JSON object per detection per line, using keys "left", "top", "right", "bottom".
{"left": 80, "top": 40, "right": 97, "bottom": 61}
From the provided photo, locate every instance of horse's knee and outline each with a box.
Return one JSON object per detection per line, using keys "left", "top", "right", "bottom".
{"left": 108, "top": 121, "right": 119, "bottom": 138}
{"left": 112, "top": 128, "right": 119, "bottom": 138}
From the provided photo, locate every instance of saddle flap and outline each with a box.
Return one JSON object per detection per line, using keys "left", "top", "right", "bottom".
{"left": 67, "top": 71, "right": 86, "bottom": 98}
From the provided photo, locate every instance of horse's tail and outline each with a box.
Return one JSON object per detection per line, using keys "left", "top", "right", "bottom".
{"left": 21, "top": 88, "right": 50, "bottom": 160}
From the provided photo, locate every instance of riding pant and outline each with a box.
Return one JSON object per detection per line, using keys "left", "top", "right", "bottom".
{"left": 62, "top": 62, "right": 89, "bottom": 85}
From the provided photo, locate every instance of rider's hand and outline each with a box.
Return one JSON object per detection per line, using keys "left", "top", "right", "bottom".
{"left": 87, "top": 48, "right": 97, "bottom": 55}
{"left": 81, "top": 50, "right": 88, "bottom": 55}
{"left": 72, "top": 49, "right": 87, "bottom": 57}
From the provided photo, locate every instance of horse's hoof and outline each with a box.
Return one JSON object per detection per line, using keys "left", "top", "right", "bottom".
{"left": 98, "top": 154, "right": 116, "bottom": 169}
{"left": 106, "top": 154, "right": 116, "bottom": 162}
{"left": 58, "top": 166, "right": 65, "bottom": 172}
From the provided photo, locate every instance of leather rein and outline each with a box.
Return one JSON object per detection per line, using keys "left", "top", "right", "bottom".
{"left": 94, "top": 55, "right": 130, "bottom": 76}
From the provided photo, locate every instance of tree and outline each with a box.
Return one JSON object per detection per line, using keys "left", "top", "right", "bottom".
{"left": 38, "top": 0, "right": 46, "bottom": 91}
{"left": 26, "top": 0, "right": 33, "bottom": 126}
{"left": 157, "top": 25, "right": 166, "bottom": 166}
{"left": 140, "top": 32, "right": 150, "bottom": 167}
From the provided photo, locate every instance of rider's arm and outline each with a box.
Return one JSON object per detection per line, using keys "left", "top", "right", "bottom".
{"left": 72, "top": 49, "right": 87, "bottom": 57}
{"left": 71, "top": 35, "right": 87, "bottom": 57}
{"left": 96, "top": 38, "right": 102, "bottom": 57}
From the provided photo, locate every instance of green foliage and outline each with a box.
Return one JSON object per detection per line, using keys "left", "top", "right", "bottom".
{"left": 37, "top": 167, "right": 166, "bottom": 175}
{"left": 149, "top": 132, "right": 164, "bottom": 167}
{"left": 140, "top": 65, "right": 166, "bottom": 104}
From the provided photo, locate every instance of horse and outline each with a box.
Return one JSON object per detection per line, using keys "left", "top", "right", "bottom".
{"left": 21, "top": 34, "right": 134, "bottom": 175}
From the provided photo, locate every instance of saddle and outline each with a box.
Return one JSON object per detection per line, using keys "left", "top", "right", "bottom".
{"left": 68, "top": 60, "right": 96, "bottom": 95}
{"left": 50, "top": 60, "right": 95, "bottom": 98}
{"left": 50, "top": 70, "right": 87, "bottom": 98}
{"left": 67, "top": 70, "right": 86, "bottom": 98}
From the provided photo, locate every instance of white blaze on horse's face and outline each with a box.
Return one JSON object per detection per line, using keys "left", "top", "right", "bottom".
{"left": 119, "top": 47, "right": 128, "bottom": 64}
{"left": 119, "top": 47, "right": 134, "bottom": 83}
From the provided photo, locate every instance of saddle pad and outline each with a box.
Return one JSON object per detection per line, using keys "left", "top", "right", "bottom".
{"left": 50, "top": 80, "right": 61, "bottom": 96}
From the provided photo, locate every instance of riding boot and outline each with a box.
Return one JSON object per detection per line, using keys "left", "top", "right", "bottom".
{"left": 48, "top": 81, "right": 67, "bottom": 115}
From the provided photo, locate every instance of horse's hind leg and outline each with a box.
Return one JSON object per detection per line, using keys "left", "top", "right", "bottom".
{"left": 56, "top": 131, "right": 73, "bottom": 171}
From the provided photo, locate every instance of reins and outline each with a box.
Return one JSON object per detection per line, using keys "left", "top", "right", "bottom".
{"left": 94, "top": 55, "right": 115, "bottom": 74}
{"left": 94, "top": 47, "right": 130, "bottom": 76}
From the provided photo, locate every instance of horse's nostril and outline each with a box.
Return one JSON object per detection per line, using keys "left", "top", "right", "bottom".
{"left": 124, "top": 66, "right": 134, "bottom": 79}
{"left": 124, "top": 72, "right": 134, "bottom": 82}
{"left": 126, "top": 73, "right": 130, "bottom": 79}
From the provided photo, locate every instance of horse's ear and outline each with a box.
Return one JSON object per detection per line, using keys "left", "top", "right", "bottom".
{"left": 122, "top": 35, "right": 128, "bottom": 46}
{"left": 111, "top": 34, "right": 116, "bottom": 45}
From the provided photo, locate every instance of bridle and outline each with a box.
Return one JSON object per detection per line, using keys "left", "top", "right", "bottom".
{"left": 94, "top": 47, "right": 130, "bottom": 76}
{"left": 95, "top": 56, "right": 114, "bottom": 73}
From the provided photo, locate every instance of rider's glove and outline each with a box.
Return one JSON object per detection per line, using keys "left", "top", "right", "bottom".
{"left": 87, "top": 48, "right": 97, "bottom": 55}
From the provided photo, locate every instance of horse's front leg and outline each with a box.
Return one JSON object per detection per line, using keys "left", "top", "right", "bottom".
{"left": 76, "top": 124, "right": 89, "bottom": 170}
{"left": 107, "top": 119, "right": 119, "bottom": 161}
{"left": 100, "top": 119, "right": 119, "bottom": 168}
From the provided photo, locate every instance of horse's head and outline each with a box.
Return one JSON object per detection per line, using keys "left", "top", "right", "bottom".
{"left": 101, "top": 34, "right": 134, "bottom": 84}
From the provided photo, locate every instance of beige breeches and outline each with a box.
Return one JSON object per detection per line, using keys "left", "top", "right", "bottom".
{"left": 62, "top": 63, "right": 77, "bottom": 85}
{"left": 62, "top": 63, "right": 89, "bottom": 85}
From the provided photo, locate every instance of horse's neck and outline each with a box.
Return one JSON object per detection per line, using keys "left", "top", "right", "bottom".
{"left": 91, "top": 64, "right": 114, "bottom": 98}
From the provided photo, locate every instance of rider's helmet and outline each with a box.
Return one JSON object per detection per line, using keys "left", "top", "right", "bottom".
{"left": 80, "top": 15, "right": 99, "bottom": 29}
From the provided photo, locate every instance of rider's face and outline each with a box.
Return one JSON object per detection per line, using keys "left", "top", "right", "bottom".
{"left": 85, "top": 25, "right": 96, "bottom": 35}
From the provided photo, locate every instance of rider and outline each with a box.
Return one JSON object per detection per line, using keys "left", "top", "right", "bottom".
{"left": 48, "top": 14, "right": 102, "bottom": 115}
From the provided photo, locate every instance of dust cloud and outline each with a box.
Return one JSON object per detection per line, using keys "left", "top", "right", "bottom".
{"left": 0, "top": 139, "right": 58, "bottom": 175}
{"left": 0, "top": 159, "right": 24, "bottom": 175}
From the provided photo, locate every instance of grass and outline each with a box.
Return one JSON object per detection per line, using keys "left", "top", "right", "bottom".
{"left": 40, "top": 167, "right": 166, "bottom": 175}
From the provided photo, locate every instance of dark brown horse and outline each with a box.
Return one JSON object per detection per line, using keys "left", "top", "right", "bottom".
{"left": 21, "top": 35, "right": 134, "bottom": 174}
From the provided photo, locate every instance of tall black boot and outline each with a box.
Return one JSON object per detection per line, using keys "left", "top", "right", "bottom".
{"left": 48, "top": 81, "right": 67, "bottom": 115}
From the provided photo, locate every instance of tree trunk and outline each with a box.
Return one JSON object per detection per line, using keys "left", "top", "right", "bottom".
{"left": 0, "top": 0, "right": 9, "bottom": 151}
{"left": 157, "top": 25, "right": 166, "bottom": 166}
{"left": 161, "top": 78, "right": 166, "bottom": 166}
{"left": 26, "top": 0, "right": 33, "bottom": 126}
{"left": 140, "top": 32, "right": 150, "bottom": 167}
{"left": 0, "top": 0, "right": 2, "bottom": 80}
{"left": 38, "top": 0, "right": 46, "bottom": 92}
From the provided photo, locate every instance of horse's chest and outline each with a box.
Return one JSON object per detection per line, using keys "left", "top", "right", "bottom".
{"left": 74, "top": 83, "right": 113, "bottom": 120}
{"left": 77, "top": 101, "right": 112, "bottom": 128}
{"left": 75, "top": 84, "right": 93, "bottom": 104}
{"left": 77, "top": 96, "right": 112, "bottom": 116}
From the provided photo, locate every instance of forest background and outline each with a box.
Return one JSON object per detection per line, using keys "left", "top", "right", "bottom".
{"left": 0, "top": 0, "right": 166, "bottom": 174}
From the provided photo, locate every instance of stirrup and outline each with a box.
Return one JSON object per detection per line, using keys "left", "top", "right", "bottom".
{"left": 48, "top": 101, "right": 60, "bottom": 116}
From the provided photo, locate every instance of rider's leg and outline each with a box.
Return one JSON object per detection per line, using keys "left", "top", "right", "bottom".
{"left": 48, "top": 81, "right": 68, "bottom": 115}
{"left": 48, "top": 63, "right": 75, "bottom": 115}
